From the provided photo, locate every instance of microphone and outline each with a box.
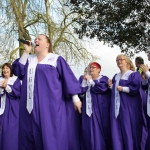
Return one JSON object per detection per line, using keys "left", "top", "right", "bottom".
{"left": 18, "top": 38, "right": 35, "bottom": 47}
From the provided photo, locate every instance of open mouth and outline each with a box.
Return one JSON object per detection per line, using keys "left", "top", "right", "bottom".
{"left": 35, "top": 44, "right": 39, "bottom": 47}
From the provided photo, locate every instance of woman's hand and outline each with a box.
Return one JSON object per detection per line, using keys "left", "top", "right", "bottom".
{"left": 1, "top": 79, "right": 8, "bottom": 88}
{"left": 84, "top": 74, "right": 92, "bottom": 80}
{"left": 140, "top": 64, "right": 149, "bottom": 73}
{"left": 24, "top": 41, "right": 32, "bottom": 54}
{"left": 117, "top": 86, "right": 123, "bottom": 92}
{"left": 74, "top": 101, "right": 82, "bottom": 113}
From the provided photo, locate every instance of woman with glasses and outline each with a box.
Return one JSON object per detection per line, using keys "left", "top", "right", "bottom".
{"left": 108, "top": 54, "right": 147, "bottom": 150}
{"left": 80, "top": 62, "right": 111, "bottom": 150}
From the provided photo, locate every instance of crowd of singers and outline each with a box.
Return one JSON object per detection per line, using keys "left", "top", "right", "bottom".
{"left": 0, "top": 34, "right": 150, "bottom": 150}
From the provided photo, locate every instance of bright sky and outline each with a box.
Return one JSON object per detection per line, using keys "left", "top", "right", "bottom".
{"left": 71, "top": 41, "right": 150, "bottom": 79}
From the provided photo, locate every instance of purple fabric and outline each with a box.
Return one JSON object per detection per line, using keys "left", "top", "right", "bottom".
{"left": 12, "top": 56, "right": 81, "bottom": 150}
{"left": 78, "top": 75, "right": 84, "bottom": 102}
{"left": 141, "top": 73, "right": 150, "bottom": 150}
{"left": 0, "top": 78, "right": 21, "bottom": 150}
{"left": 81, "top": 76, "right": 112, "bottom": 150}
{"left": 110, "top": 72, "right": 147, "bottom": 150}
{"left": 78, "top": 75, "right": 84, "bottom": 84}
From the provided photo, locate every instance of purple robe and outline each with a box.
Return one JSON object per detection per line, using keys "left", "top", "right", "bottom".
{"left": 81, "top": 75, "right": 111, "bottom": 150}
{"left": 0, "top": 77, "right": 21, "bottom": 150}
{"left": 141, "top": 74, "right": 150, "bottom": 150}
{"left": 78, "top": 75, "right": 84, "bottom": 84}
{"left": 110, "top": 72, "right": 147, "bottom": 150}
{"left": 12, "top": 54, "right": 81, "bottom": 150}
{"left": 78, "top": 75, "right": 84, "bottom": 102}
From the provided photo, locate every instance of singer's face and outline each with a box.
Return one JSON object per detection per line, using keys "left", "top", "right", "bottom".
{"left": 116, "top": 56, "right": 127, "bottom": 68}
{"left": 34, "top": 35, "right": 49, "bottom": 53}
{"left": 2, "top": 66, "right": 11, "bottom": 78}
{"left": 90, "top": 65, "right": 100, "bottom": 76}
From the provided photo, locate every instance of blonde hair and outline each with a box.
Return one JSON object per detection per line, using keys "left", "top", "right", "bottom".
{"left": 116, "top": 54, "right": 135, "bottom": 71}
{"left": 128, "top": 59, "right": 135, "bottom": 71}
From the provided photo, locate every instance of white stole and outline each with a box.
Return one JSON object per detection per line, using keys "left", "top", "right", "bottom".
{"left": 82, "top": 75, "right": 102, "bottom": 117}
{"left": 86, "top": 86, "right": 92, "bottom": 117}
{"left": 26, "top": 53, "right": 59, "bottom": 114}
{"left": 0, "top": 76, "right": 17, "bottom": 115}
{"left": 114, "top": 70, "right": 133, "bottom": 118}
{"left": 27, "top": 55, "right": 37, "bottom": 114}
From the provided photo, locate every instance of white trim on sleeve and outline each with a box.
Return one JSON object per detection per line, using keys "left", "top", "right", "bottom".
{"left": 19, "top": 52, "right": 29, "bottom": 65}
{"left": 5, "top": 85, "right": 12, "bottom": 93}
{"left": 122, "top": 87, "right": 130, "bottom": 93}
{"left": 72, "top": 94, "right": 80, "bottom": 102}
{"left": 88, "top": 79, "right": 95, "bottom": 87}
{"left": 145, "top": 71, "right": 150, "bottom": 79}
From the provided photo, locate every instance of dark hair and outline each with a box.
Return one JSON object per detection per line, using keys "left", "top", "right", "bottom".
{"left": 39, "top": 34, "right": 53, "bottom": 53}
{"left": 1, "top": 63, "right": 13, "bottom": 77}
{"left": 135, "top": 57, "right": 144, "bottom": 64}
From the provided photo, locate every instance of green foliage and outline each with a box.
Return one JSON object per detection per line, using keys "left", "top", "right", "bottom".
{"left": 68, "top": 0, "right": 150, "bottom": 56}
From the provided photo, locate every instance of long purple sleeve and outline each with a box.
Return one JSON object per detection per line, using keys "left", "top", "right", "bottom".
{"left": 91, "top": 76, "right": 109, "bottom": 93}
{"left": 57, "top": 56, "right": 81, "bottom": 97}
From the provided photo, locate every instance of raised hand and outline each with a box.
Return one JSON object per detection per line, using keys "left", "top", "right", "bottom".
{"left": 140, "top": 64, "right": 149, "bottom": 73}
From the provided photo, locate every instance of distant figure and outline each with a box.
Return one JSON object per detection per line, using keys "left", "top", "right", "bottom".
{"left": 135, "top": 56, "right": 144, "bottom": 74}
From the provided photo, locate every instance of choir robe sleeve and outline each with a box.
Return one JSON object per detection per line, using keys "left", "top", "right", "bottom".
{"left": 141, "top": 80, "right": 148, "bottom": 91}
{"left": 111, "top": 74, "right": 117, "bottom": 87}
{"left": 125, "top": 72, "right": 141, "bottom": 96}
{"left": 56, "top": 56, "right": 81, "bottom": 98}
{"left": 0, "top": 87, "right": 5, "bottom": 96}
{"left": 141, "top": 71, "right": 150, "bottom": 91}
{"left": 90, "top": 76, "right": 109, "bottom": 94}
{"left": 11, "top": 58, "right": 28, "bottom": 80}
{"left": 78, "top": 76, "right": 87, "bottom": 100}
{"left": 78, "top": 75, "right": 84, "bottom": 84}
{"left": 80, "top": 86, "right": 88, "bottom": 94}
{"left": 6, "top": 78, "right": 21, "bottom": 99}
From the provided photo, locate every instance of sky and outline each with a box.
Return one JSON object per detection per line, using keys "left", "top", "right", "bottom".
{"left": 71, "top": 40, "right": 150, "bottom": 79}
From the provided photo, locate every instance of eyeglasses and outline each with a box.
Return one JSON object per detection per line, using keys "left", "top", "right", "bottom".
{"left": 90, "top": 66, "right": 97, "bottom": 69}
{"left": 116, "top": 59, "right": 125, "bottom": 62}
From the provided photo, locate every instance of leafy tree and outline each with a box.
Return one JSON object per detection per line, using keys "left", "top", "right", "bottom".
{"left": 68, "top": 0, "right": 150, "bottom": 56}
{"left": 0, "top": 0, "right": 97, "bottom": 67}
